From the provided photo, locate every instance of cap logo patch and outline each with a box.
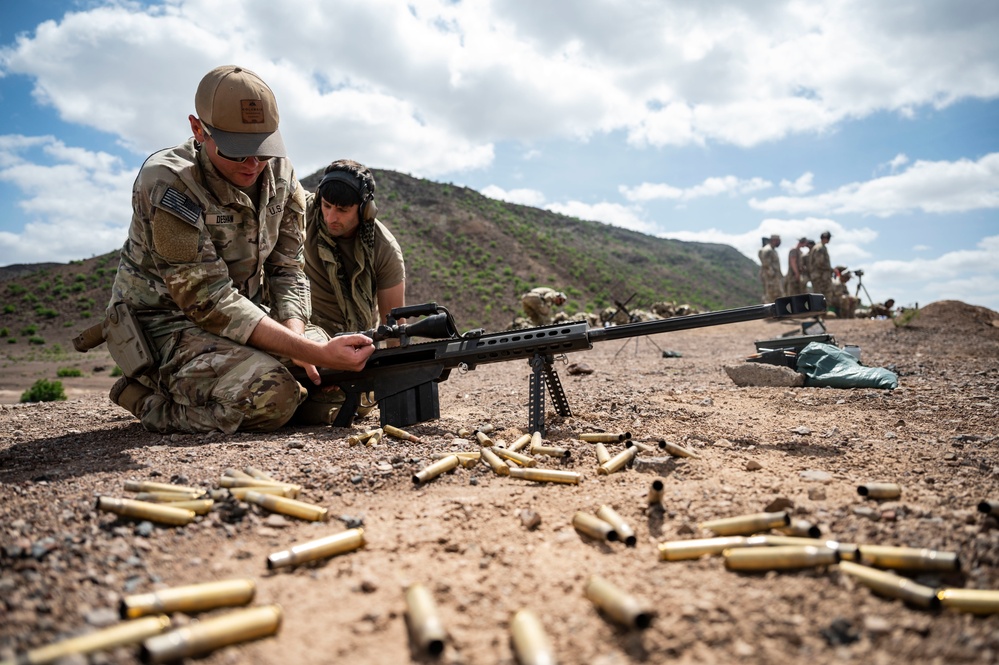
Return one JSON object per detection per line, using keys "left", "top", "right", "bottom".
{"left": 240, "top": 99, "right": 266, "bottom": 124}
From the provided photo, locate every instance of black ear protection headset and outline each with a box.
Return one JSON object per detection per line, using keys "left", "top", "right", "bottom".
{"left": 318, "top": 169, "right": 378, "bottom": 222}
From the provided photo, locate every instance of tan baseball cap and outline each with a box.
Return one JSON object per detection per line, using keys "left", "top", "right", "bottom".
{"left": 195, "top": 65, "right": 287, "bottom": 159}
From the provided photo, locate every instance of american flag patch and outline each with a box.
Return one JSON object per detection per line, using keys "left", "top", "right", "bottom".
{"left": 159, "top": 187, "right": 203, "bottom": 225}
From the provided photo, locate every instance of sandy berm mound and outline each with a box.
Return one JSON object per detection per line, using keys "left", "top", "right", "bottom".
{"left": 2, "top": 301, "right": 998, "bottom": 664}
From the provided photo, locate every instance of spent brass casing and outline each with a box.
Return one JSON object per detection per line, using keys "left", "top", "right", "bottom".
{"left": 494, "top": 447, "right": 537, "bottom": 467}
{"left": 266, "top": 528, "right": 366, "bottom": 569}
{"left": 227, "top": 485, "right": 297, "bottom": 500}
{"left": 455, "top": 455, "right": 480, "bottom": 469}
{"left": 838, "top": 560, "right": 940, "bottom": 609}
{"left": 244, "top": 466, "right": 276, "bottom": 481}
{"left": 218, "top": 477, "right": 301, "bottom": 497}
{"left": 778, "top": 519, "right": 821, "bottom": 539}
{"left": 510, "top": 609, "right": 555, "bottom": 665}
{"left": 724, "top": 545, "right": 838, "bottom": 571}
{"left": 164, "top": 499, "right": 214, "bottom": 515}
{"left": 508, "top": 467, "right": 581, "bottom": 484}
{"left": 479, "top": 447, "right": 511, "bottom": 476}
{"left": 404, "top": 583, "right": 447, "bottom": 657}
{"left": 531, "top": 444, "right": 571, "bottom": 459}
{"left": 759, "top": 535, "right": 859, "bottom": 562}
{"left": 699, "top": 510, "right": 790, "bottom": 536}
{"left": 584, "top": 575, "right": 654, "bottom": 630}
{"left": 597, "top": 505, "right": 637, "bottom": 547}
{"left": 595, "top": 442, "right": 611, "bottom": 465}
{"left": 598, "top": 446, "right": 637, "bottom": 475}
{"left": 580, "top": 432, "right": 628, "bottom": 443}
{"left": 223, "top": 468, "right": 254, "bottom": 479}
{"left": 133, "top": 491, "right": 207, "bottom": 503}
{"left": 936, "top": 588, "right": 999, "bottom": 614}
{"left": 572, "top": 511, "right": 618, "bottom": 542}
{"left": 658, "top": 536, "right": 770, "bottom": 561}
{"left": 96, "top": 496, "right": 196, "bottom": 526}
{"left": 124, "top": 480, "right": 204, "bottom": 495}
{"left": 626, "top": 440, "right": 655, "bottom": 453}
{"left": 366, "top": 430, "right": 383, "bottom": 446}
{"left": 121, "top": 579, "right": 256, "bottom": 619}
{"left": 457, "top": 427, "right": 472, "bottom": 438}
{"left": 857, "top": 483, "right": 901, "bottom": 499}
{"left": 857, "top": 545, "right": 961, "bottom": 572}
{"left": 139, "top": 604, "right": 282, "bottom": 664}
{"left": 508, "top": 433, "right": 533, "bottom": 453}
{"left": 475, "top": 431, "right": 494, "bottom": 447}
{"left": 244, "top": 491, "right": 329, "bottom": 522}
{"left": 432, "top": 451, "right": 481, "bottom": 460}
{"left": 659, "top": 440, "right": 700, "bottom": 459}
{"left": 413, "top": 455, "right": 460, "bottom": 484}
{"left": 647, "top": 479, "right": 665, "bottom": 506}
{"left": 348, "top": 427, "right": 382, "bottom": 447}
{"left": 19, "top": 615, "right": 171, "bottom": 665}
{"left": 383, "top": 424, "right": 423, "bottom": 443}
{"left": 977, "top": 499, "right": 999, "bottom": 516}
{"left": 476, "top": 423, "right": 495, "bottom": 435}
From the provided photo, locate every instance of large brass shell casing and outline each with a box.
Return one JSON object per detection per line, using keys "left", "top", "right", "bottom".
{"left": 475, "top": 430, "right": 494, "bottom": 447}
{"left": 124, "top": 480, "right": 204, "bottom": 495}
{"left": 493, "top": 447, "right": 536, "bottom": 467}
{"left": 584, "top": 575, "right": 654, "bottom": 630}
{"left": 132, "top": 491, "right": 207, "bottom": 503}
{"left": 699, "top": 510, "right": 790, "bottom": 536}
{"left": 531, "top": 444, "right": 571, "bottom": 459}
{"left": 658, "top": 536, "right": 768, "bottom": 561}
{"left": 121, "top": 579, "right": 256, "bottom": 619}
{"left": 509, "top": 609, "right": 555, "bottom": 665}
{"left": 479, "top": 447, "right": 511, "bottom": 476}
{"left": 759, "top": 535, "right": 859, "bottom": 562}
{"left": 626, "top": 440, "right": 655, "bottom": 453}
{"left": 580, "top": 432, "right": 629, "bottom": 443}
{"left": 596, "top": 505, "right": 636, "bottom": 547}
{"left": 348, "top": 428, "right": 383, "bottom": 447}
{"left": 227, "top": 485, "right": 297, "bottom": 500}
{"left": 646, "top": 479, "right": 664, "bottom": 506}
{"left": 244, "top": 466, "right": 276, "bottom": 481}
{"left": 163, "top": 499, "right": 214, "bottom": 515}
{"left": 413, "top": 455, "right": 460, "bottom": 484}
{"left": 431, "top": 451, "right": 480, "bottom": 461}
{"left": 454, "top": 454, "right": 481, "bottom": 469}
{"left": 96, "top": 497, "right": 196, "bottom": 526}
{"left": 509, "top": 467, "right": 581, "bottom": 485}
{"left": 724, "top": 545, "right": 838, "bottom": 571}
{"left": 509, "top": 433, "right": 533, "bottom": 453}
{"left": 595, "top": 442, "right": 611, "bottom": 466}
{"left": 139, "top": 605, "right": 282, "bottom": 664}
{"left": 572, "top": 511, "right": 618, "bottom": 542}
{"left": 366, "top": 430, "right": 383, "bottom": 446}
{"left": 18, "top": 615, "right": 171, "bottom": 665}
{"left": 243, "top": 491, "right": 329, "bottom": 522}
{"left": 857, "top": 483, "right": 901, "bottom": 499}
{"left": 777, "top": 519, "right": 821, "bottom": 538}
{"left": 384, "top": 424, "right": 423, "bottom": 443}
{"left": 404, "top": 583, "right": 447, "bottom": 657}
{"left": 837, "top": 560, "right": 940, "bottom": 609}
{"left": 857, "top": 545, "right": 961, "bottom": 572}
{"left": 936, "top": 588, "right": 999, "bottom": 614}
{"left": 659, "top": 440, "right": 700, "bottom": 459}
{"left": 223, "top": 468, "right": 254, "bottom": 479}
{"left": 266, "top": 528, "right": 366, "bottom": 569}
{"left": 598, "top": 447, "right": 637, "bottom": 475}
{"left": 977, "top": 499, "right": 999, "bottom": 516}
{"left": 218, "top": 477, "right": 301, "bottom": 498}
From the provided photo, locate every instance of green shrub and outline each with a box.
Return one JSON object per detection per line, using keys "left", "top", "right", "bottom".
{"left": 111, "top": 366, "right": 123, "bottom": 377}
{"left": 21, "top": 325, "right": 37, "bottom": 335}
{"left": 7, "top": 338, "right": 16, "bottom": 344}
{"left": 0, "top": 327, "right": 7, "bottom": 337}
{"left": 57, "top": 367, "right": 83, "bottom": 377}
{"left": 35, "top": 307, "right": 59, "bottom": 319}
{"left": 20, "top": 379, "right": 66, "bottom": 403}
{"left": 3, "top": 304, "right": 14, "bottom": 314}
{"left": 28, "top": 336, "right": 45, "bottom": 345}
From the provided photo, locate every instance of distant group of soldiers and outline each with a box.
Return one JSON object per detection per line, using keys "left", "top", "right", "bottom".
{"left": 758, "top": 231, "right": 869, "bottom": 319}
{"left": 516, "top": 287, "right": 698, "bottom": 329}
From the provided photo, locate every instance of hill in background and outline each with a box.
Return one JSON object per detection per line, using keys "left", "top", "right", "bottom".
{"left": 0, "top": 167, "right": 762, "bottom": 361}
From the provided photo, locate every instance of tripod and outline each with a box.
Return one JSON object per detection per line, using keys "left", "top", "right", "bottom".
{"left": 611, "top": 294, "right": 665, "bottom": 359}
{"left": 854, "top": 272, "right": 874, "bottom": 307}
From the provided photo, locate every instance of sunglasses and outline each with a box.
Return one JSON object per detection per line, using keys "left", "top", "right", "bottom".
{"left": 201, "top": 124, "right": 271, "bottom": 163}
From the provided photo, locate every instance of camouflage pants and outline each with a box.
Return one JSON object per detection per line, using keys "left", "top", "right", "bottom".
{"left": 761, "top": 275, "right": 785, "bottom": 303}
{"left": 134, "top": 325, "right": 332, "bottom": 434}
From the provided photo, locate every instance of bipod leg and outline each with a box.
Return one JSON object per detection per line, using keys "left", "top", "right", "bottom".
{"left": 542, "top": 357, "right": 572, "bottom": 419}
{"left": 528, "top": 355, "right": 547, "bottom": 436}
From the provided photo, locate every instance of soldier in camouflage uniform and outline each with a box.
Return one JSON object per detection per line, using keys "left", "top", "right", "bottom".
{"left": 106, "top": 65, "right": 373, "bottom": 433}
{"left": 757, "top": 234, "right": 784, "bottom": 302}
{"left": 784, "top": 237, "right": 809, "bottom": 296}
{"left": 520, "top": 287, "right": 567, "bottom": 326}
{"left": 808, "top": 231, "right": 834, "bottom": 312}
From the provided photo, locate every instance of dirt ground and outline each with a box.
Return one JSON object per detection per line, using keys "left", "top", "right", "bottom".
{"left": 2, "top": 300, "right": 998, "bottom": 665}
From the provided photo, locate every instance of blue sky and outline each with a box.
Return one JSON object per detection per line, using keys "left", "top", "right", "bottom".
{"left": 1, "top": 0, "right": 997, "bottom": 312}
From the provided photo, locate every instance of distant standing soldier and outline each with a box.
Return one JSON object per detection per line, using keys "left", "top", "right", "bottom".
{"left": 521, "top": 287, "right": 567, "bottom": 326}
{"left": 757, "top": 234, "right": 784, "bottom": 303}
{"left": 801, "top": 239, "right": 816, "bottom": 290}
{"left": 830, "top": 268, "right": 859, "bottom": 319}
{"left": 784, "top": 237, "right": 809, "bottom": 296}
{"left": 809, "top": 231, "right": 834, "bottom": 310}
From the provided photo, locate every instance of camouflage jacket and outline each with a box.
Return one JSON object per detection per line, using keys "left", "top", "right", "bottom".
{"left": 109, "top": 138, "right": 309, "bottom": 344}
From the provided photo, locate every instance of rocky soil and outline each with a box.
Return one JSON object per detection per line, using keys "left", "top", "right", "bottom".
{"left": 2, "top": 300, "right": 998, "bottom": 665}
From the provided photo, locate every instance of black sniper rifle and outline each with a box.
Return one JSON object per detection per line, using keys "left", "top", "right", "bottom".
{"left": 296, "top": 294, "right": 825, "bottom": 434}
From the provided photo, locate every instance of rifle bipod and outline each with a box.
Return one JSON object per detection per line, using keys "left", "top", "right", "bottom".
{"left": 528, "top": 353, "right": 572, "bottom": 436}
